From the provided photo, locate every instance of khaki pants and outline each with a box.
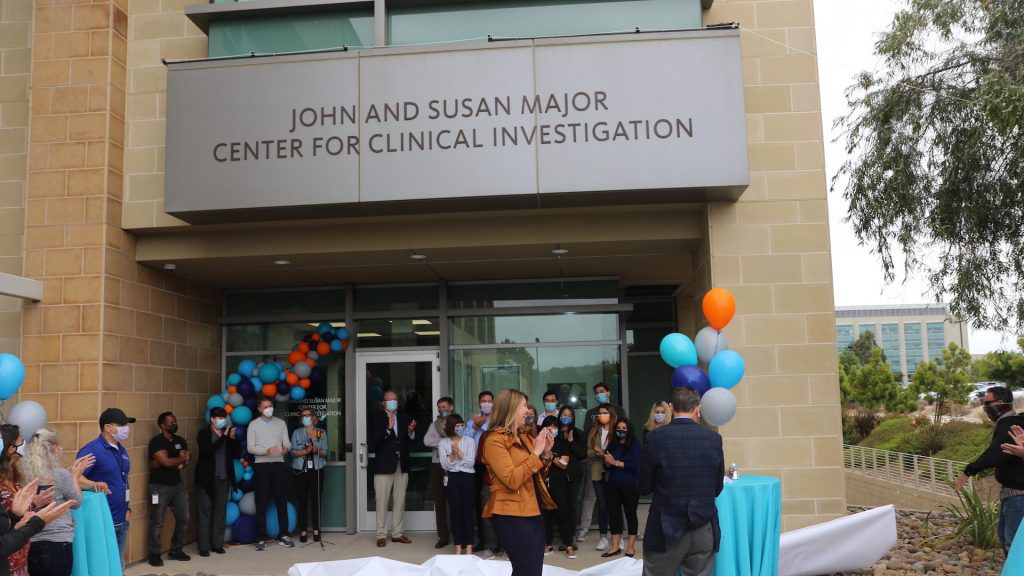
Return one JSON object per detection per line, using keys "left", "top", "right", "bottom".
{"left": 374, "top": 470, "right": 409, "bottom": 539}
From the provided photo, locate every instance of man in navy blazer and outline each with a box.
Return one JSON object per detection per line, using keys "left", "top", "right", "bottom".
{"left": 638, "top": 386, "right": 724, "bottom": 576}
{"left": 371, "top": 389, "right": 417, "bottom": 547}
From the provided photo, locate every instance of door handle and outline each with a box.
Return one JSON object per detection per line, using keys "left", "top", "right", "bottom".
{"left": 359, "top": 443, "right": 367, "bottom": 469}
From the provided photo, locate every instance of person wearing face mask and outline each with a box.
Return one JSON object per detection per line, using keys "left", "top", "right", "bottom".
{"left": 146, "top": 412, "right": 191, "bottom": 567}
{"left": 955, "top": 386, "right": 1024, "bottom": 554}
{"left": 644, "top": 402, "right": 671, "bottom": 441}
{"left": 521, "top": 405, "right": 540, "bottom": 438}
{"left": 195, "top": 407, "right": 240, "bottom": 557}
{"left": 602, "top": 418, "right": 640, "bottom": 558}
{"left": 577, "top": 383, "right": 627, "bottom": 543}
{"left": 248, "top": 398, "right": 294, "bottom": 551}
{"left": 372, "top": 390, "right": 417, "bottom": 547}
{"left": 77, "top": 408, "right": 136, "bottom": 568}
{"left": 291, "top": 408, "right": 328, "bottom": 543}
{"left": 585, "top": 404, "right": 617, "bottom": 551}
{"left": 540, "top": 392, "right": 560, "bottom": 421}
{"left": 468, "top": 390, "right": 501, "bottom": 558}
{"left": 547, "top": 407, "right": 585, "bottom": 559}
{"left": 438, "top": 414, "right": 476, "bottom": 555}
{"left": 0, "top": 424, "right": 55, "bottom": 576}
{"left": 423, "top": 397, "right": 454, "bottom": 549}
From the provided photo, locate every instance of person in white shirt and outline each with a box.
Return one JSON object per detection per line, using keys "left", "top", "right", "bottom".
{"left": 540, "top": 391, "right": 560, "bottom": 421}
{"left": 247, "top": 398, "right": 293, "bottom": 551}
{"left": 438, "top": 415, "right": 477, "bottom": 555}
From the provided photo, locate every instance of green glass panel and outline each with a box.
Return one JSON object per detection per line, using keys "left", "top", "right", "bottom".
{"left": 448, "top": 279, "right": 618, "bottom": 309}
{"left": 389, "top": 0, "right": 702, "bottom": 45}
{"left": 322, "top": 466, "right": 346, "bottom": 528}
{"left": 354, "top": 285, "right": 439, "bottom": 313}
{"left": 627, "top": 354, "right": 673, "bottom": 428}
{"left": 355, "top": 317, "right": 441, "bottom": 348}
{"left": 224, "top": 288, "right": 345, "bottom": 318}
{"left": 450, "top": 313, "right": 618, "bottom": 345}
{"left": 209, "top": 11, "right": 374, "bottom": 58}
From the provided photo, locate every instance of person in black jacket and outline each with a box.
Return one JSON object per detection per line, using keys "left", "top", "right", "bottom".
{"left": 0, "top": 477, "right": 75, "bottom": 576}
{"left": 372, "top": 390, "right": 417, "bottom": 548}
{"left": 547, "top": 407, "right": 586, "bottom": 559}
{"left": 195, "top": 407, "right": 240, "bottom": 557}
{"left": 956, "top": 386, "right": 1024, "bottom": 554}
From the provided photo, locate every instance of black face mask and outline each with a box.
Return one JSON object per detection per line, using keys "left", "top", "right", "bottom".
{"left": 167, "top": 423, "right": 178, "bottom": 435}
{"left": 525, "top": 416, "right": 536, "bottom": 426}
{"left": 984, "top": 402, "right": 1010, "bottom": 422}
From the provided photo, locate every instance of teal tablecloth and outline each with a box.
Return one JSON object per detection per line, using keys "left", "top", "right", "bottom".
{"left": 713, "top": 475, "right": 781, "bottom": 576}
{"left": 1004, "top": 523, "right": 1024, "bottom": 575}
{"left": 71, "top": 491, "right": 121, "bottom": 576}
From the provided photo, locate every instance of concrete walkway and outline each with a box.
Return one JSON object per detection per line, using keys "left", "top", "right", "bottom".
{"left": 125, "top": 532, "right": 641, "bottom": 576}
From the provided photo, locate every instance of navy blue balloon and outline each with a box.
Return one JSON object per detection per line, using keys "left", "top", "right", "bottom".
{"left": 237, "top": 478, "right": 253, "bottom": 492}
{"left": 234, "top": 425, "right": 247, "bottom": 446}
{"left": 232, "top": 515, "right": 258, "bottom": 544}
{"left": 671, "top": 365, "right": 711, "bottom": 396}
{"left": 322, "top": 332, "right": 335, "bottom": 343}
{"left": 309, "top": 366, "right": 326, "bottom": 386}
{"left": 237, "top": 380, "right": 255, "bottom": 398}
{"left": 276, "top": 382, "right": 290, "bottom": 396}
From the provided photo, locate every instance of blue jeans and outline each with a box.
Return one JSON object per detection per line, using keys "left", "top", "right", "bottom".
{"left": 114, "top": 521, "right": 129, "bottom": 569}
{"left": 1000, "top": 494, "right": 1024, "bottom": 553}
{"left": 592, "top": 480, "right": 609, "bottom": 535}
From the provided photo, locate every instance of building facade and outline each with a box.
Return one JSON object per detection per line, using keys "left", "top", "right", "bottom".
{"left": 835, "top": 304, "right": 970, "bottom": 378}
{"left": 1, "top": 0, "right": 843, "bottom": 562}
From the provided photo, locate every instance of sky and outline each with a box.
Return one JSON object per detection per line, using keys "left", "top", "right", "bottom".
{"left": 812, "top": 0, "right": 1015, "bottom": 354}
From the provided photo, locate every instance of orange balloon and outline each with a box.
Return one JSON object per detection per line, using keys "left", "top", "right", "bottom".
{"left": 224, "top": 404, "right": 233, "bottom": 414}
{"left": 305, "top": 358, "right": 316, "bottom": 367}
{"left": 288, "top": 350, "right": 306, "bottom": 366}
{"left": 317, "top": 341, "right": 330, "bottom": 356}
{"left": 285, "top": 372, "right": 299, "bottom": 385}
{"left": 298, "top": 342, "right": 310, "bottom": 354}
{"left": 311, "top": 332, "right": 321, "bottom": 342}
{"left": 227, "top": 386, "right": 237, "bottom": 394}
{"left": 261, "top": 383, "right": 277, "bottom": 397}
{"left": 702, "top": 288, "right": 736, "bottom": 330}
{"left": 342, "top": 339, "right": 349, "bottom": 352}
{"left": 299, "top": 378, "right": 311, "bottom": 389}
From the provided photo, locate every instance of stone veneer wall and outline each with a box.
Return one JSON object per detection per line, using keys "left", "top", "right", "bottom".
{"left": 20, "top": 0, "right": 222, "bottom": 563}
{"left": 704, "top": 0, "right": 844, "bottom": 531}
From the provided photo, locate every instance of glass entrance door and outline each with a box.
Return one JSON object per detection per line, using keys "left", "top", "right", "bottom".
{"left": 355, "top": 351, "right": 440, "bottom": 532}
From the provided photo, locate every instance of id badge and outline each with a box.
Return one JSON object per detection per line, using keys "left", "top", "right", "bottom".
{"left": 307, "top": 459, "right": 314, "bottom": 470}
{"left": 443, "top": 474, "right": 448, "bottom": 487}
{"left": 125, "top": 488, "right": 130, "bottom": 502}
{"left": 152, "top": 492, "right": 159, "bottom": 505}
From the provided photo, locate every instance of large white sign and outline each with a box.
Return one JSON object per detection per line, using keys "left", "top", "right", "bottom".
{"left": 165, "top": 30, "right": 748, "bottom": 223}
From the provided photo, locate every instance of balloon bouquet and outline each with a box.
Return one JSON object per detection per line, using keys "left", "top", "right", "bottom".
{"left": 205, "top": 322, "right": 350, "bottom": 544}
{"left": 0, "top": 353, "right": 51, "bottom": 439}
{"left": 659, "top": 288, "right": 744, "bottom": 426}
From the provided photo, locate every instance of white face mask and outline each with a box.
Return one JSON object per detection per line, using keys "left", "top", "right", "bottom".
{"left": 14, "top": 443, "right": 25, "bottom": 457}
{"left": 480, "top": 402, "right": 493, "bottom": 415}
{"left": 654, "top": 413, "right": 666, "bottom": 423}
{"left": 262, "top": 407, "right": 274, "bottom": 418}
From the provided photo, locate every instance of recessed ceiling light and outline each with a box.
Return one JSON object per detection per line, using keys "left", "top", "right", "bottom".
{"left": 273, "top": 259, "right": 291, "bottom": 265}
{"left": 410, "top": 253, "right": 427, "bottom": 260}
{"left": 552, "top": 246, "right": 568, "bottom": 255}
{"left": 163, "top": 263, "right": 176, "bottom": 271}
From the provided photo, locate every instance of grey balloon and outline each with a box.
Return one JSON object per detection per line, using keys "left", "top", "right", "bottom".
{"left": 7, "top": 400, "right": 47, "bottom": 439}
{"left": 224, "top": 527, "right": 233, "bottom": 544}
{"left": 700, "top": 387, "right": 736, "bottom": 427}
{"left": 275, "top": 393, "right": 290, "bottom": 403}
{"left": 293, "top": 362, "right": 312, "bottom": 378}
{"left": 307, "top": 352, "right": 319, "bottom": 361}
{"left": 695, "top": 327, "right": 729, "bottom": 365}
{"left": 239, "top": 492, "right": 256, "bottom": 516}
{"left": 228, "top": 392, "right": 244, "bottom": 407}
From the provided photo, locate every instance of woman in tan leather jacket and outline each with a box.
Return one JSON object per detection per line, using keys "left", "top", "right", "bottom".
{"left": 482, "top": 389, "right": 556, "bottom": 576}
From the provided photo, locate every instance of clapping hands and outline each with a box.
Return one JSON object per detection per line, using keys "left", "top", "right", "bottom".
{"left": 1001, "top": 424, "right": 1024, "bottom": 458}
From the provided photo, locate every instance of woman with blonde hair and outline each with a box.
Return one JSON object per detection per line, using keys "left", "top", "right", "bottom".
{"left": 482, "top": 389, "right": 556, "bottom": 576}
{"left": 20, "top": 429, "right": 92, "bottom": 576}
{"left": 643, "top": 401, "right": 670, "bottom": 440}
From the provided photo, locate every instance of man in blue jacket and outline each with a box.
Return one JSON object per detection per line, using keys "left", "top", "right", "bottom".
{"left": 78, "top": 408, "right": 136, "bottom": 568}
{"left": 638, "top": 387, "right": 723, "bottom": 576}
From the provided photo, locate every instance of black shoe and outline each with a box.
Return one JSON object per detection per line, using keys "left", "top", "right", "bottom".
{"left": 300, "top": 533, "right": 308, "bottom": 543}
{"left": 148, "top": 555, "right": 164, "bottom": 567}
{"left": 558, "top": 544, "right": 567, "bottom": 551}
{"left": 199, "top": 550, "right": 210, "bottom": 557}
{"left": 168, "top": 550, "right": 191, "bottom": 561}
{"left": 213, "top": 548, "right": 226, "bottom": 554}
{"left": 434, "top": 539, "right": 449, "bottom": 549}
{"left": 313, "top": 533, "right": 321, "bottom": 543}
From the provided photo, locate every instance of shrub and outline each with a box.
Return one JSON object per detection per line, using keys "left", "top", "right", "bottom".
{"left": 843, "top": 408, "right": 879, "bottom": 444}
{"left": 860, "top": 416, "right": 916, "bottom": 452}
{"left": 934, "top": 422, "right": 994, "bottom": 464}
{"left": 938, "top": 483, "right": 1001, "bottom": 550}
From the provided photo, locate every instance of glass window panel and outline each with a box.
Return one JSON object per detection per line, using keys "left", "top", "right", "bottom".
{"left": 209, "top": 11, "right": 374, "bottom": 58}
{"left": 226, "top": 322, "right": 346, "bottom": 352}
{"left": 627, "top": 327, "right": 670, "bottom": 353}
{"left": 354, "top": 285, "right": 439, "bottom": 313}
{"left": 448, "top": 279, "right": 618, "bottom": 310}
{"left": 627, "top": 354, "right": 674, "bottom": 429}
{"left": 836, "top": 325, "right": 854, "bottom": 352}
{"left": 881, "top": 323, "right": 901, "bottom": 372}
{"left": 629, "top": 300, "right": 675, "bottom": 324}
{"left": 226, "top": 324, "right": 263, "bottom": 352}
{"left": 904, "top": 323, "right": 922, "bottom": 373}
{"left": 859, "top": 324, "right": 876, "bottom": 337}
{"left": 450, "top": 313, "right": 618, "bottom": 345}
{"left": 926, "top": 322, "right": 946, "bottom": 360}
{"left": 356, "top": 318, "right": 440, "bottom": 348}
{"left": 225, "top": 289, "right": 345, "bottom": 318}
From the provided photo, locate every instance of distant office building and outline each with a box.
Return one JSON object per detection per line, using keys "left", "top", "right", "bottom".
{"left": 835, "top": 304, "right": 970, "bottom": 377}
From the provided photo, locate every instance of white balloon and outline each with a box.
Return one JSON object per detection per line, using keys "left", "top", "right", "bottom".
{"left": 238, "top": 491, "right": 256, "bottom": 516}
{"left": 7, "top": 401, "right": 47, "bottom": 439}
{"left": 228, "top": 393, "right": 244, "bottom": 407}
{"left": 701, "top": 387, "right": 737, "bottom": 427}
{"left": 695, "top": 327, "right": 729, "bottom": 365}
{"left": 224, "top": 527, "right": 233, "bottom": 544}
{"left": 293, "top": 362, "right": 312, "bottom": 379}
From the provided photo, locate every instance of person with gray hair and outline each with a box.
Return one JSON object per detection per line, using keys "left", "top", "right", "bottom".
{"left": 20, "top": 428, "right": 93, "bottom": 576}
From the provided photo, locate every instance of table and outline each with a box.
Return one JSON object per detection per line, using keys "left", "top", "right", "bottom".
{"left": 1004, "top": 522, "right": 1024, "bottom": 576}
{"left": 713, "top": 475, "right": 781, "bottom": 576}
{"left": 71, "top": 491, "right": 121, "bottom": 576}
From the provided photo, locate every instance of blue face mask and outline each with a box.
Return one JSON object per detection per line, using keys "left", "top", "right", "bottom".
{"left": 302, "top": 416, "right": 313, "bottom": 427}
{"left": 552, "top": 429, "right": 558, "bottom": 439}
{"left": 385, "top": 400, "right": 398, "bottom": 412}
{"left": 544, "top": 402, "right": 557, "bottom": 413}
{"left": 453, "top": 426, "right": 465, "bottom": 436}
{"left": 596, "top": 392, "right": 609, "bottom": 404}
{"left": 560, "top": 416, "right": 572, "bottom": 426}
{"left": 214, "top": 418, "right": 228, "bottom": 429}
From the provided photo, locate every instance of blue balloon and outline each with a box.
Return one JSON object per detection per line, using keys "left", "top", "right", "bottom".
{"left": 258, "top": 363, "right": 281, "bottom": 385}
{"left": 317, "top": 322, "right": 333, "bottom": 335}
{"left": 204, "top": 409, "right": 210, "bottom": 425}
{"left": 237, "top": 359, "right": 256, "bottom": 377}
{"left": 234, "top": 425, "right": 247, "bottom": 446}
{"left": 231, "top": 405, "right": 254, "bottom": 426}
{"left": 225, "top": 501, "right": 241, "bottom": 526}
{"left": 659, "top": 333, "right": 698, "bottom": 368}
{"left": 231, "top": 488, "right": 243, "bottom": 502}
{"left": 336, "top": 327, "right": 350, "bottom": 341}
{"left": 671, "top": 365, "right": 711, "bottom": 396}
{"left": 232, "top": 515, "right": 258, "bottom": 544}
{"left": 265, "top": 501, "right": 297, "bottom": 538}
{"left": 0, "top": 354, "right": 26, "bottom": 401}
{"left": 276, "top": 382, "right": 290, "bottom": 396}
{"left": 237, "top": 380, "right": 255, "bottom": 398}
{"left": 330, "top": 339, "right": 343, "bottom": 352}
{"left": 708, "top": 350, "right": 746, "bottom": 390}
{"left": 206, "top": 395, "right": 226, "bottom": 410}
{"left": 237, "top": 478, "right": 253, "bottom": 492}
{"left": 243, "top": 471, "right": 253, "bottom": 481}
{"left": 290, "top": 386, "right": 306, "bottom": 400}
{"left": 226, "top": 373, "right": 242, "bottom": 387}
{"left": 233, "top": 459, "right": 244, "bottom": 481}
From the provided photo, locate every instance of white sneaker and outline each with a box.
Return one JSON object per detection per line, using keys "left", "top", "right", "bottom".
{"left": 596, "top": 537, "right": 608, "bottom": 551}
{"left": 620, "top": 540, "right": 626, "bottom": 551}
{"left": 476, "top": 549, "right": 495, "bottom": 560}
{"left": 575, "top": 528, "right": 587, "bottom": 542}
{"left": 491, "top": 552, "right": 508, "bottom": 561}
{"left": 544, "top": 546, "right": 554, "bottom": 557}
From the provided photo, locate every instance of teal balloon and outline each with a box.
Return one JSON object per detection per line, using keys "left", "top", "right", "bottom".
{"left": 233, "top": 459, "right": 244, "bottom": 481}
{"left": 237, "top": 359, "right": 256, "bottom": 377}
{"left": 317, "top": 322, "right": 333, "bottom": 335}
{"left": 659, "top": 333, "right": 698, "bottom": 368}
{"left": 207, "top": 395, "right": 226, "bottom": 410}
{"left": 226, "top": 373, "right": 242, "bottom": 387}
{"left": 225, "top": 501, "right": 240, "bottom": 526}
{"left": 231, "top": 488, "right": 243, "bottom": 502}
{"left": 257, "top": 363, "right": 281, "bottom": 385}
{"left": 330, "top": 339, "right": 343, "bottom": 352}
{"left": 708, "top": 350, "right": 745, "bottom": 390}
{"left": 336, "top": 327, "right": 350, "bottom": 341}
{"left": 0, "top": 354, "right": 25, "bottom": 401}
{"left": 265, "top": 501, "right": 297, "bottom": 538}
{"left": 231, "top": 405, "right": 253, "bottom": 426}
{"left": 290, "top": 386, "right": 306, "bottom": 400}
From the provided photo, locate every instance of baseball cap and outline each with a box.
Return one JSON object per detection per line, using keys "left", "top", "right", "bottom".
{"left": 99, "top": 408, "right": 136, "bottom": 427}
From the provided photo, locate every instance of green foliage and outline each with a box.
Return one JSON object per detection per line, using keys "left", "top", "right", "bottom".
{"left": 933, "top": 422, "right": 995, "bottom": 464}
{"left": 833, "top": 0, "right": 1024, "bottom": 332}
{"left": 859, "top": 417, "right": 992, "bottom": 463}
{"left": 843, "top": 407, "right": 880, "bottom": 444}
{"left": 940, "top": 483, "right": 1001, "bottom": 550}
{"left": 972, "top": 335, "right": 1024, "bottom": 390}
{"left": 910, "top": 342, "right": 974, "bottom": 424}
{"left": 847, "top": 331, "right": 886, "bottom": 366}
{"left": 841, "top": 343, "right": 915, "bottom": 413}
{"left": 860, "top": 417, "right": 917, "bottom": 451}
